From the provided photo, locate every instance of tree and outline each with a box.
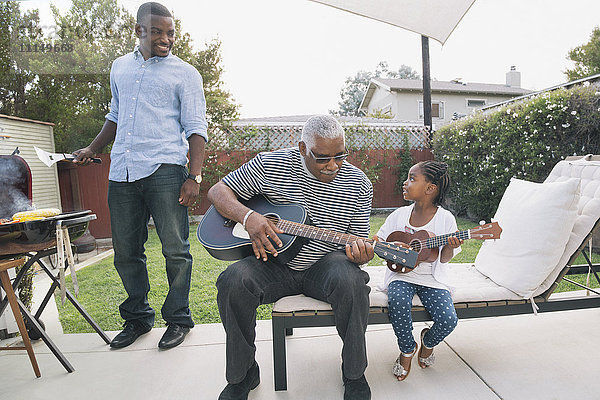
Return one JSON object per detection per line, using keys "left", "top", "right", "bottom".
{"left": 21, "top": 0, "right": 137, "bottom": 151}
{"left": 332, "top": 61, "right": 420, "bottom": 116}
{"left": 1, "top": 0, "right": 239, "bottom": 152}
{"left": 565, "top": 26, "right": 600, "bottom": 81}
{"left": 0, "top": 2, "right": 44, "bottom": 116}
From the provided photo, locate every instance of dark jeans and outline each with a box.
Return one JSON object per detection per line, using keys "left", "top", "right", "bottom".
{"left": 216, "top": 251, "right": 371, "bottom": 383}
{"left": 108, "top": 164, "right": 193, "bottom": 329}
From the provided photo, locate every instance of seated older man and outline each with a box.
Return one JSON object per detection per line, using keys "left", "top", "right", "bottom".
{"left": 207, "top": 115, "right": 374, "bottom": 400}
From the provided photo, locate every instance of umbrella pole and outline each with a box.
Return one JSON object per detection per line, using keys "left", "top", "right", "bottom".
{"left": 421, "top": 35, "right": 432, "bottom": 144}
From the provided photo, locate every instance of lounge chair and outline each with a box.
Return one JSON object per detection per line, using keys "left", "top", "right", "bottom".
{"left": 271, "top": 154, "right": 600, "bottom": 391}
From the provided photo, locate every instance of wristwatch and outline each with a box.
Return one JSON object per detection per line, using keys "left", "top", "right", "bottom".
{"left": 187, "top": 173, "right": 202, "bottom": 184}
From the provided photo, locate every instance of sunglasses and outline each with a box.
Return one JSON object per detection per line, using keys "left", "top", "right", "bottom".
{"left": 309, "top": 149, "right": 349, "bottom": 164}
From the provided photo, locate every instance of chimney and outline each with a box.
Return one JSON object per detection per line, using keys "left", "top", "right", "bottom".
{"left": 506, "top": 66, "right": 521, "bottom": 88}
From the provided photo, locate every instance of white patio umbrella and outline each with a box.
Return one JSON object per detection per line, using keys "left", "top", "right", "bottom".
{"left": 309, "top": 0, "right": 477, "bottom": 130}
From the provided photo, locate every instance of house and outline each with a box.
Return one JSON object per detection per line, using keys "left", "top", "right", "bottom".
{"left": 359, "top": 66, "right": 533, "bottom": 127}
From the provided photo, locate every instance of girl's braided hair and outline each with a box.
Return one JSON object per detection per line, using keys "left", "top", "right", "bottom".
{"left": 417, "top": 160, "right": 451, "bottom": 206}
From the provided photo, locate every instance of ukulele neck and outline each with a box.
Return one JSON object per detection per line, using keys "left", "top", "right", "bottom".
{"left": 424, "top": 230, "right": 469, "bottom": 249}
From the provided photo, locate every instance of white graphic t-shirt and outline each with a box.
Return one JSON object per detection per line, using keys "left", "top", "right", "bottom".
{"left": 376, "top": 203, "right": 461, "bottom": 291}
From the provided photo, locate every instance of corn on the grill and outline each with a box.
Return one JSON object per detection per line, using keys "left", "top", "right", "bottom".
{"left": 12, "top": 208, "right": 61, "bottom": 221}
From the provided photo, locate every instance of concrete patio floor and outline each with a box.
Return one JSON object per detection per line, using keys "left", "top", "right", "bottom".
{"left": 2, "top": 309, "right": 600, "bottom": 400}
{"left": 1, "top": 254, "right": 600, "bottom": 400}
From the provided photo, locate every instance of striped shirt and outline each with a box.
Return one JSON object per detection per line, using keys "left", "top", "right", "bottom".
{"left": 222, "top": 147, "right": 373, "bottom": 270}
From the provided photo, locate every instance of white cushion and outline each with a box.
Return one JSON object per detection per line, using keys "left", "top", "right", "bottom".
{"left": 440, "top": 263, "right": 522, "bottom": 302}
{"left": 272, "top": 264, "right": 522, "bottom": 313}
{"left": 272, "top": 266, "right": 389, "bottom": 313}
{"left": 474, "top": 178, "right": 580, "bottom": 298}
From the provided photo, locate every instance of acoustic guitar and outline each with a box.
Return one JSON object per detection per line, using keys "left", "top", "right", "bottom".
{"left": 384, "top": 221, "right": 502, "bottom": 273}
{"left": 197, "top": 195, "right": 418, "bottom": 269}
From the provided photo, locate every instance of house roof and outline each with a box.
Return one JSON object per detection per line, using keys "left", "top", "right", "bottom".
{"left": 0, "top": 114, "right": 55, "bottom": 126}
{"left": 373, "top": 78, "right": 532, "bottom": 95}
{"left": 479, "top": 72, "right": 600, "bottom": 111}
{"left": 360, "top": 78, "right": 533, "bottom": 112}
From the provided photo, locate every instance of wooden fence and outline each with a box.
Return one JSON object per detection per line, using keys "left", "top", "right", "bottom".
{"left": 195, "top": 123, "right": 433, "bottom": 212}
{"left": 209, "top": 123, "right": 431, "bottom": 150}
{"left": 59, "top": 124, "right": 433, "bottom": 238}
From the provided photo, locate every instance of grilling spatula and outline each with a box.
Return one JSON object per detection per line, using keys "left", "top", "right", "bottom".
{"left": 35, "top": 146, "right": 102, "bottom": 167}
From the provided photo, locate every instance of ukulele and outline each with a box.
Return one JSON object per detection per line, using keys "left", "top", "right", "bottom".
{"left": 197, "top": 195, "right": 419, "bottom": 268}
{"left": 385, "top": 221, "right": 502, "bottom": 273}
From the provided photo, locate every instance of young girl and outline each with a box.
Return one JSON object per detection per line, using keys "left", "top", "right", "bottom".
{"left": 374, "top": 160, "right": 462, "bottom": 381}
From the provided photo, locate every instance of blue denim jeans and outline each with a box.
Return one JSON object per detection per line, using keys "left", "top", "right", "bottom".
{"left": 387, "top": 280, "right": 457, "bottom": 353}
{"left": 216, "top": 251, "right": 371, "bottom": 384}
{"left": 108, "top": 164, "right": 193, "bottom": 329}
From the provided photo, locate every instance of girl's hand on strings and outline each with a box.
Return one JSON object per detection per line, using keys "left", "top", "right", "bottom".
{"left": 447, "top": 232, "right": 463, "bottom": 249}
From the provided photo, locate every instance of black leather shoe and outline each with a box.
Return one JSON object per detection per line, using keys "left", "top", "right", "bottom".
{"left": 218, "top": 361, "right": 260, "bottom": 400}
{"left": 343, "top": 374, "right": 371, "bottom": 400}
{"left": 158, "top": 323, "right": 190, "bottom": 349}
{"left": 110, "top": 320, "right": 151, "bottom": 349}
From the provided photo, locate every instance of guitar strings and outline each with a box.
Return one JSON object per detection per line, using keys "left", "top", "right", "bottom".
{"left": 265, "top": 216, "right": 413, "bottom": 264}
{"left": 266, "top": 216, "right": 385, "bottom": 247}
{"left": 410, "top": 227, "right": 495, "bottom": 250}
{"left": 421, "top": 230, "right": 470, "bottom": 249}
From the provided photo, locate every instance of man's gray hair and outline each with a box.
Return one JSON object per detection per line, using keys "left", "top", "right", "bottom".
{"left": 301, "top": 115, "right": 345, "bottom": 150}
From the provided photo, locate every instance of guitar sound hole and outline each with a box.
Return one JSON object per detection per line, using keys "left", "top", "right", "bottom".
{"left": 265, "top": 213, "right": 280, "bottom": 225}
{"left": 410, "top": 239, "right": 421, "bottom": 252}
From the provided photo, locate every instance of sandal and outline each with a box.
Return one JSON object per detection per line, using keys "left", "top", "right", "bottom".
{"left": 418, "top": 328, "right": 436, "bottom": 368}
{"left": 392, "top": 343, "right": 417, "bottom": 381}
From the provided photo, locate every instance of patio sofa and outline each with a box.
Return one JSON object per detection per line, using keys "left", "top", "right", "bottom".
{"left": 271, "top": 154, "right": 600, "bottom": 391}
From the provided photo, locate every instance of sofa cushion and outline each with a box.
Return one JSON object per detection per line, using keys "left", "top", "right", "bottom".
{"left": 271, "top": 264, "right": 522, "bottom": 313}
{"left": 474, "top": 178, "right": 580, "bottom": 298}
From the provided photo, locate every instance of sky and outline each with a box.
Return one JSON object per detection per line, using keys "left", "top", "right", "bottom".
{"left": 20, "top": 0, "right": 600, "bottom": 118}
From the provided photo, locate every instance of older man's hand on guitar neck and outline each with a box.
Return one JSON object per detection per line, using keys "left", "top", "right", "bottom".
{"left": 345, "top": 239, "right": 374, "bottom": 265}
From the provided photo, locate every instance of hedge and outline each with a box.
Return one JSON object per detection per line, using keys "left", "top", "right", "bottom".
{"left": 432, "top": 84, "right": 600, "bottom": 220}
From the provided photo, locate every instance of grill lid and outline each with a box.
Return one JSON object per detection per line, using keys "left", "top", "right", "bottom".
{"left": 0, "top": 149, "right": 33, "bottom": 219}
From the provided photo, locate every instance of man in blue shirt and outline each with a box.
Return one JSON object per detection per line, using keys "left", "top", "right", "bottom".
{"left": 74, "top": 2, "right": 207, "bottom": 350}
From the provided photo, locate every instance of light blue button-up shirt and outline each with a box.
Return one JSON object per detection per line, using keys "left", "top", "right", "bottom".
{"left": 105, "top": 45, "right": 208, "bottom": 182}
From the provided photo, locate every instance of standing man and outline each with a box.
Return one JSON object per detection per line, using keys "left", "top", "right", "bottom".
{"left": 208, "top": 115, "right": 373, "bottom": 400}
{"left": 74, "top": 2, "right": 207, "bottom": 350}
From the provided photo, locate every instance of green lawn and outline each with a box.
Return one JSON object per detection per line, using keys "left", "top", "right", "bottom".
{"left": 55, "top": 216, "right": 600, "bottom": 333}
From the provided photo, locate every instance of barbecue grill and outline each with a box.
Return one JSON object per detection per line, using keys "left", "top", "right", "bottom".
{"left": 0, "top": 210, "right": 91, "bottom": 245}
{"left": 0, "top": 149, "right": 110, "bottom": 374}
{"left": 0, "top": 150, "right": 92, "bottom": 248}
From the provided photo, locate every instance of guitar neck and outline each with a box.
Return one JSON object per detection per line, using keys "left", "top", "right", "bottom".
{"left": 266, "top": 215, "right": 417, "bottom": 268}
{"left": 425, "top": 229, "right": 470, "bottom": 249}
{"left": 272, "top": 217, "right": 371, "bottom": 246}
